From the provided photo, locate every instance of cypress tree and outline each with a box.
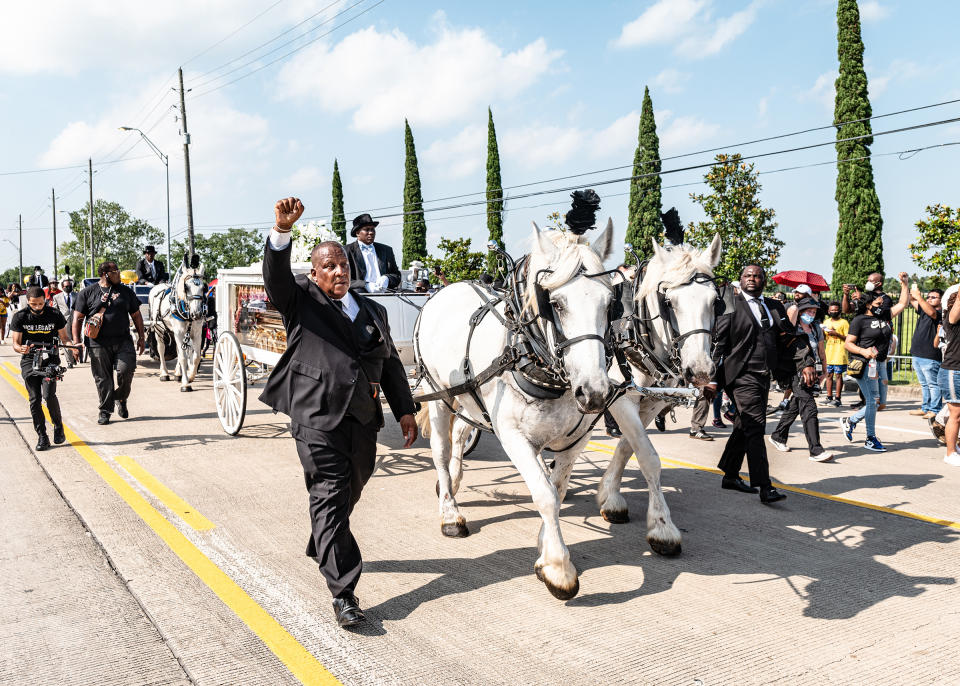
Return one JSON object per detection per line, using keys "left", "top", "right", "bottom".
{"left": 485, "top": 107, "right": 504, "bottom": 273}
{"left": 402, "top": 119, "right": 427, "bottom": 268}
{"left": 625, "top": 86, "right": 663, "bottom": 263}
{"left": 331, "top": 158, "right": 346, "bottom": 243}
{"left": 831, "top": 0, "right": 883, "bottom": 293}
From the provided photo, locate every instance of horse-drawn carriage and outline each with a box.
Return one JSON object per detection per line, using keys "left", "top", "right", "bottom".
{"left": 211, "top": 263, "right": 429, "bottom": 435}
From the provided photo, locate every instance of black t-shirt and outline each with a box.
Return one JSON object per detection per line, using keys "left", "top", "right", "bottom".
{"left": 942, "top": 316, "right": 960, "bottom": 371}
{"left": 10, "top": 305, "right": 66, "bottom": 347}
{"left": 910, "top": 308, "right": 942, "bottom": 362}
{"left": 848, "top": 314, "right": 893, "bottom": 362}
{"left": 73, "top": 283, "right": 140, "bottom": 346}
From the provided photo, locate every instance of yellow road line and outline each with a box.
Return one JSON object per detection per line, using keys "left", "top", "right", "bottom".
{"left": 586, "top": 441, "right": 960, "bottom": 531}
{"left": 113, "top": 455, "right": 216, "bottom": 531}
{"left": 0, "top": 365, "right": 342, "bottom": 686}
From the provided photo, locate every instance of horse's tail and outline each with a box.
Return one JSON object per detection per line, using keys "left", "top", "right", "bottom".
{"left": 415, "top": 404, "right": 432, "bottom": 438}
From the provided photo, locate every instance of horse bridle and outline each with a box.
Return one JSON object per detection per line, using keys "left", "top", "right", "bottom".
{"left": 171, "top": 272, "right": 207, "bottom": 322}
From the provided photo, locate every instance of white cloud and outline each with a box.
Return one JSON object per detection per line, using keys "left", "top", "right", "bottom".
{"left": 589, "top": 111, "right": 641, "bottom": 159}
{"left": 614, "top": 0, "right": 707, "bottom": 47}
{"left": 859, "top": 1, "right": 891, "bottom": 22}
{"left": 869, "top": 59, "right": 923, "bottom": 98}
{"left": 651, "top": 68, "right": 691, "bottom": 94}
{"left": 283, "top": 166, "right": 327, "bottom": 192}
{"left": 614, "top": 0, "right": 761, "bottom": 58}
{"left": 658, "top": 115, "right": 721, "bottom": 151}
{"left": 758, "top": 96, "right": 769, "bottom": 118}
{"left": 502, "top": 125, "right": 583, "bottom": 168}
{"left": 799, "top": 70, "right": 837, "bottom": 111}
{"left": 423, "top": 125, "right": 486, "bottom": 179}
{"left": 276, "top": 22, "right": 562, "bottom": 134}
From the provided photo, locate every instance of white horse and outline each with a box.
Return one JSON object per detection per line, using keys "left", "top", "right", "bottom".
{"left": 416, "top": 222, "right": 614, "bottom": 600}
{"left": 596, "top": 236, "right": 723, "bottom": 533}
{"left": 149, "top": 255, "right": 207, "bottom": 392}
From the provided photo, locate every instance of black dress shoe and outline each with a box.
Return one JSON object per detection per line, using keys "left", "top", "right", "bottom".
{"left": 116, "top": 401, "right": 129, "bottom": 419}
{"left": 332, "top": 594, "right": 365, "bottom": 628}
{"left": 36, "top": 433, "right": 51, "bottom": 451}
{"left": 721, "top": 476, "right": 758, "bottom": 493}
{"left": 98, "top": 412, "right": 110, "bottom": 425}
{"left": 654, "top": 414, "right": 666, "bottom": 432}
{"left": 759, "top": 486, "right": 787, "bottom": 504}
{"left": 53, "top": 425, "right": 66, "bottom": 445}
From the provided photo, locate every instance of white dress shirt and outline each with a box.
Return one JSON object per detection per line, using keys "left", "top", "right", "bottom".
{"left": 742, "top": 292, "right": 772, "bottom": 326}
{"left": 268, "top": 228, "right": 291, "bottom": 250}
{"left": 359, "top": 242, "right": 389, "bottom": 292}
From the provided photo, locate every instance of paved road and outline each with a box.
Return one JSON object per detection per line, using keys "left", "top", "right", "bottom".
{"left": 0, "top": 343, "right": 957, "bottom": 685}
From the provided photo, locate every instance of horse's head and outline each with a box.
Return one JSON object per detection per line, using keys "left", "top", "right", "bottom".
{"left": 637, "top": 234, "right": 722, "bottom": 386}
{"left": 177, "top": 254, "right": 207, "bottom": 320}
{"left": 525, "top": 220, "right": 615, "bottom": 413}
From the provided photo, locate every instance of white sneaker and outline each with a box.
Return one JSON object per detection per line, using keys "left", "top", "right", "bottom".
{"left": 945, "top": 453, "right": 960, "bottom": 467}
{"left": 768, "top": 436, "right": 790, "bottom": 452}
{"left": 810, "top": 451, "right": 836, "bottom": 462}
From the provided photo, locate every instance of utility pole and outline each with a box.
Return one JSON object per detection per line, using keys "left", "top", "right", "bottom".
{"left": 88, "top": 158, "right": 95, "bottom": 277}
{"left": 178, "top": 67, "right": 195, "bottom": 259}
{"left": 51, "top": 188, "right": 57, "bottom": 280}
{"left": 18, "top": 214, "right": 23, "bottom": 285}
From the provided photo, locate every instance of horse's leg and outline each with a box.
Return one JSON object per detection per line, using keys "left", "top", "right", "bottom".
{"left": 546, "top": 435, "right": 590, "bottom": 503}
{"left": 448, "top": 417, "right": 472, "bottom": 496}
{"left": 156, "top": 329, "right": 170, "bottom": 381}
{"left": 608, "top": 398, "right": 682, "bottom": 556}
{"left": 428, "top": 401, "right": 469, "bottom": 538}
{"left": 187, "top": 324, "right": 202, "bottom": 384}
{"left": 499, "top": 429, "right": 578, "bottom": 600}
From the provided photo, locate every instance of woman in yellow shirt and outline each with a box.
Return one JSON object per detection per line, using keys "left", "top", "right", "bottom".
{"left": 821, "top": 300, "right": 849, "bottom": 407}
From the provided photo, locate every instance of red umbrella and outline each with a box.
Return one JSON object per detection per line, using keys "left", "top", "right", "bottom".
{"left": 207, "top": 278, "right": 218, "bottom": 286}
{"left": 772, "top": 270, "right": 830, "bottom": 292}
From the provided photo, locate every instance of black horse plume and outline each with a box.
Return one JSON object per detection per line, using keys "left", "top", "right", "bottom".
{"left": 661, "top": 207, "right": 684, "bottom": 245}
{"left": 564, "top": 189, "right": 601, "bottom": 235}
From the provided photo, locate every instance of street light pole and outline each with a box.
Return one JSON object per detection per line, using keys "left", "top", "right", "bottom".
{"left": 119, "top": 126, "right": 170, "bottom": 270}
{"left": 51, "top": 188, "right": 57, "bottom": 280}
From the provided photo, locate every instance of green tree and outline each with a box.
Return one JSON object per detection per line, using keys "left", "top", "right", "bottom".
{"left": 485, "top": 107, "right": 504, "bottom": 272}
{"left": 331, "top": 158, "right": 346, "bottom": 243}
{"left": 59, "top": 200, "right": 163, "bottom": 274}
{"left": 831, "top": 0, "right": 884, "bottom": 293}
{"left": 686, "top": 153, "right": 783, "bottom": 282}
{"left": 424, "top": 237, "right": 485, "bottom": 283}
{"left": 171, "top": 228, "right": 264, "bottom": 278}
{"left": 909, "top": 204, "right": 960, "bottom": 283}
{"left": 625, "top": 86, "right": 663, "bottom": 262}
{"left": 0, "top": 266, "right": 22, "bottom": 288}
{"left": 402, "top": 119, "right": 427, "bottom": 268}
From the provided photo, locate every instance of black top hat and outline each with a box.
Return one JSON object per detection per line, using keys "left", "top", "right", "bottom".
{"left": 143, "top": 245, "right": 157, "bottom": 254}
{"left": 351, "top": 213, "right": 379, "bottom": 237}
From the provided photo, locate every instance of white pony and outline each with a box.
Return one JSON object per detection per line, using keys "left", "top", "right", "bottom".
{"left": 596, "top": 236, "right": 723, "bottom": 534}
{"left": 148, "top": 255, "right": 207, "bottom": 392}
{"left": 416, "top": 222, "right": 614, "bottom": 600}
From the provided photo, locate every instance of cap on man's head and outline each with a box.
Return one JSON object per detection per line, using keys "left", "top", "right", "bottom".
{"left": 350, "top": 213, "right": 379, "bottom": 237}
{"left": 793, "top": 284, "right": 813, "bottom": 296}
{"left": 796, "top": 297, "right": 819, "bottom": 311}
{"left": 143, "top": 245, "right": 157, "bottom": 254}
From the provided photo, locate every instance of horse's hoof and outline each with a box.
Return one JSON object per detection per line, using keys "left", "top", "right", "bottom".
{"left": 544, "top": 576, "right": 579, "bottom": 601}
{"left": 159, "top": 375, "right": 170, "bottom": 382}
{"left": 601, "top": 508, "right": 630, "bottom": 524}
{"left": 648, "top": 538, "right": 682, "bottom": 557}
{"left": 180, "top": 386, "right": 192, "bottom": 393}
{"left": 535, "top": 565, "right": 545, "bottom": 582}
{"left": 441, "top": 522, "right": 469, "bottom": 538}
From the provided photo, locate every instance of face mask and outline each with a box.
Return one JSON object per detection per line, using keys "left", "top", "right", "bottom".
{"left": 828, "top": 312, "right": 840, "bottom": 320}
{"left": 800, "top": 313, "right": 816, "bottom": 324}
{"left": 864, "top": 281, "right": 876, "bottom": 292}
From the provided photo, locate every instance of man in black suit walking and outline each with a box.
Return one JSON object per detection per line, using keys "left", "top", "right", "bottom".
{"left": 711, "top": 264, "right": 815, "bottom": 503}
{"left": 344, "top": 213, "right": 402, "bottom": 292}
{"left": 260, "top": 197, "right": 418, "bottom": 628}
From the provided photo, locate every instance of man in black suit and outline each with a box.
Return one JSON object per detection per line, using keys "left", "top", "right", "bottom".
{"left": 711, "top": 264, "right": 815, "bottom": 504}
{"left": 135, "top": 246, "right": 168, "bottom": 284}
{"left": 344, "top": 213, "right": 401, "bottom": 292}
{"left": 260, "top": 197, "right": 418, "bottom": 629}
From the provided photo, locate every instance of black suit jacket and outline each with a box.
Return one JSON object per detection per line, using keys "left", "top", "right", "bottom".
{"left": 136, "top": 257, "right": 168, "bottom": 284}
{"left": 258, "top": 240, "right": 415, "bottom": 431}
{"left": 712, "top": 293, "right": 814, "bottom": 389}
{"left": 345, "top": 240, "right": 401, "bottom": 291}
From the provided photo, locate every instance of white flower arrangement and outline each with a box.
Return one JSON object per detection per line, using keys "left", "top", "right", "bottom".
{"left": 290, "top": 220, "right": 340, "bottom": 263}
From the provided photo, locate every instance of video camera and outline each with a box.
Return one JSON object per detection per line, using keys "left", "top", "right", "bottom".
{"left": 27, "top": 343, "right": 68, "bottom": 382}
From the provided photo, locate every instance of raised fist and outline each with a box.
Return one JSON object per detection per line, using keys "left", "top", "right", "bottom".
{"left": 274, "top": 197, "right": 305, "bottom": 232}
{"left": 842, "top": 284, "right": 851, "bottom": 294}
{"left": 898, "top": 271, "right": 909, "bottom": 284}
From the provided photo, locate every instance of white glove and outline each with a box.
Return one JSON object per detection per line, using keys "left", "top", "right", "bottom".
{"left": 364, "top": 281, "right": 380, "bottom": 293}
{"left": 376, "top": 275, "right": 389, "bottom": 290}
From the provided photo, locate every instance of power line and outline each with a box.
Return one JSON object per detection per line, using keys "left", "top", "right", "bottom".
{"left": 182, "top": 0, "right": 289, "bottom": 67}
{"left": 0, "top": 154, "right": 156, "bottom": 178}
{"left": 191, "top": 0, "right": 387, "bottom": 99}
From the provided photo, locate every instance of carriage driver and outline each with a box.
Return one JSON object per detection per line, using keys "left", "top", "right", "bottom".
{"left": 260, "top": 197, "right": 418, "bottom": 629}
{"left": 9, "top": 286, "right": 77, "bottom": 450}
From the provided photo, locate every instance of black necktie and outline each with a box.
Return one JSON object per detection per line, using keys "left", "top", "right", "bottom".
{"left": 758, "top": 301, "right": 770, "bottom": 329}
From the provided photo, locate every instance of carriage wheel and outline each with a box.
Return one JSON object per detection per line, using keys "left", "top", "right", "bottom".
{"left": 213, "top": 332, "right": 247, "bottom": 435}
{"left": 463, "top": 427, "right": 481, "bottom": 457}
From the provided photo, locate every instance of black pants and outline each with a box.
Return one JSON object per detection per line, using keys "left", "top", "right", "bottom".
{"left": 772, "top": 376, "right": 824, "bottom": 456}
{"left": 718, "top": 370, "right": 772, "bottom": 489}
{"left": 21, "top": 360, "right": 62, "bottom": 436}
{"left": 88, "top": 338, "right": 136, "bottom": 414}
{"left": 291, "top": 418, "right": 378, "bottom": 599}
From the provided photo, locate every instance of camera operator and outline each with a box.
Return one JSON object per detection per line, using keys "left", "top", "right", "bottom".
{"left": 9, "top": 286, "right": 76, "bottom": 450}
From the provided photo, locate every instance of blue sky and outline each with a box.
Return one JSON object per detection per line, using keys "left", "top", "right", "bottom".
{"left": 2, "top": 0, "right": 958, "bottom": 280}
